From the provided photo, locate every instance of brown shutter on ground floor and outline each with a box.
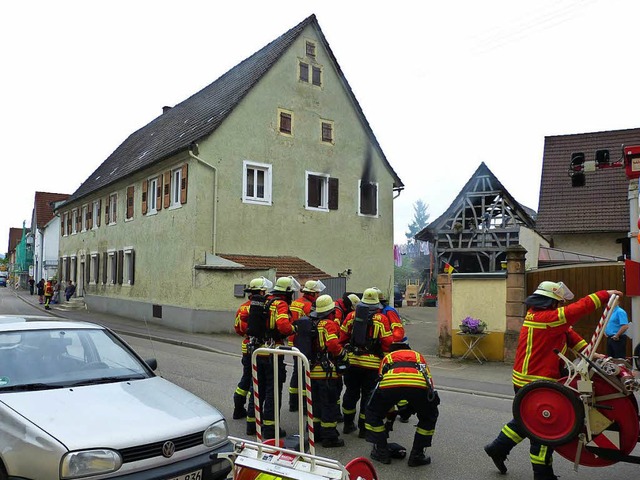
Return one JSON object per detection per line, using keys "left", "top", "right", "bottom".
{"left": 59, "top": 257, "right": 63, "bottom": 281}
{"left": 65, "top": 260, "right": 71, "bottom": 282}
{"left": 328, "top": 177, "right": 339, "bottom": 210}
{"left": 86, "top": 259, "right": 91, "bottom": 286}
{"left": 130, "top": 250, "right": 135, "bottom": 285}
{"left": 95, "top": 253, "right": 100, "bottom": 283}
{"left": 102, "top": 254, "right": 108, "bottom": 284}
{"left": 117, "top": 250, "right": 124, "bottom": 285}
{"left": 142, "top": 179, "right": 148, "bottom": 215}
{"left": 181, "top": 164, "right": 188, "bottom": 204}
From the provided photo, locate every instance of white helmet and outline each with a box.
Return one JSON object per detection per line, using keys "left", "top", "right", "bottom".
{"left": 244, "top": 277, "right": 273, "bottom": 293}
{"left": 302, "top": 280, "right": 326, "bottom": 293}
{"left": 315, "top": 294, "right": 335, "bottom": 314}
{"left": 272, "top": 276, "right": 301, "bottom": 293}
{"left": 534, "top": 281, "right": 574, "bottom": 301}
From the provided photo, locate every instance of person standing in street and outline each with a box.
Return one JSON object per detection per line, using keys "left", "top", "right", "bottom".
{"left": 484, "top": 281, "right": 622, "bottom": 480}
{"left": 28, "top": 277, "right": 35, "bottom": 295}
{"left": 605, "top": 304, "right": 629, "bottom": 358}
{"left": 233, "top": 277, "right": 273, "bottom": 423}
{"left": 43, "top": 278, "right": 54, "bottom": 310}
{"left": 65, "top": 280, "right": 76, "bottom": 301}
{"left": 37, "top": 278, "right": 45, "bottom": 304}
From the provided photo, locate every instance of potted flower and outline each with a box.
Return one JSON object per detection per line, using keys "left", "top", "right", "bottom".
{"left": 459, "top": 316, "right": 487, "bottom": 334}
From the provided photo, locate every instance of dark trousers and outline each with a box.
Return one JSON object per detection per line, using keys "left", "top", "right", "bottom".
{"left": 606, "top": 335, "right": 628, "bottom": 358}
{"left": 247, "top": 355, "right": 286, "bottom": 433}
{"left": 342, "top": 367, "right": 379, "bottom": 429}
{"left": 365, "top": 387, "right": 439, "bottom": 451}
{"left": 234, "top": 353, "right": 252, "bottom": 407}
{"left": 311, "top": 377, "right": 341, "bottom": 440}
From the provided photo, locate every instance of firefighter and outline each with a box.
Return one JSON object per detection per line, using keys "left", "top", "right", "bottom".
{"left": 288, "top": 279, "right": 326, "bottom": 412}
{"left": 484, "top": 281, "right": 622, "bottom": 480}
{"left": 304, "top": 294, "right": 349, "bottom": 447}
{"left": 364, "top": 341, "right": 439, "bottom": 466}
{"left": 339, "top": 287, "right": 393, "bottom": 438}
{"left": 334, "top": 293, "right": 361, "bottom": 325}
{"left": 233, "top": 277, "right": 273, "bottom": 421}
{"left": 246, "top": 275, "right": 299, "bottom": 439}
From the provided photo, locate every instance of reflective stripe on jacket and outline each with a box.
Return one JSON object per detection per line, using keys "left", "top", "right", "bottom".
{"left": 378, "top": 349, "right": 431, "bottom": 389}
{"left": 339, "top": 310, "right": 393, "bottom": 370}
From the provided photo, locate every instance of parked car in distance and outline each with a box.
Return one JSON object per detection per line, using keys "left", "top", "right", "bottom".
{"left": 394, "top": 285, "right": 403, "bottom": 308}
{"left": 0, "top": 277, "right": 6, "bottom": 287}
{"left": 0, "top": 316, "right": 232, "bottom": 480}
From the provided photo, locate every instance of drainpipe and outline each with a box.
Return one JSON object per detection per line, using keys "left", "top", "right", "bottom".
{"left": 188, "top": 143, "right": 218, "bottom": 255}
{"left": 393, "top": 186, "right": 404, "bottom": 199}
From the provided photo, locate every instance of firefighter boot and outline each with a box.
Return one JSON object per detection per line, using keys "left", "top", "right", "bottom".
{"left": 343, "top": 421, "right": 357, "bottom": 435}
{"left": 533, "top": 464, "right": 558, "bottom": 480}
{"left": 246, "top": 422, "right": 256, "bottom": 436}
{"left": 484, "top": 442, "right": 508, "bottom": 474}
{"left": 407, "top": 447, "right": 431, "bottom": 467}
{"left": 233, "top": 394, "right": 247, "bottom": 419}
{"left": 370, "top": 445, "right": 391, "bottom": 465}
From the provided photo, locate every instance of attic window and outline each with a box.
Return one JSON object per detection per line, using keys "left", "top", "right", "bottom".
{"left": 321, "top": 121, "right": 334, "bottom": 143}
{"left": 278, "top": 109, "right": 293, "bottom": 135}
{"left": 306, "top": 41, "right": 316, "bottom": 58}
{"left": 312, "top": 66, "right": 322, "bottom": 87}
{"left": 299, "top": 62, "right": 309, "bottom": 82}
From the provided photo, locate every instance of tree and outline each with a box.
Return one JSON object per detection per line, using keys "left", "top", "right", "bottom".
{"left": 406, "top": 199, "right": 430, "bottom": 241}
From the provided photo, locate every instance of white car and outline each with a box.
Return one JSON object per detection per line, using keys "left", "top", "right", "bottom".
{"left": 0, "top": 316, "right": 232, "bottom": 480}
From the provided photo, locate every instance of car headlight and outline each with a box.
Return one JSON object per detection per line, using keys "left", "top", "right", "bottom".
{"left": 203, "top": 419, "right": 228, "bottom": 447}
{"left": 60, "top": 449, "right": 122, "bottom": 479}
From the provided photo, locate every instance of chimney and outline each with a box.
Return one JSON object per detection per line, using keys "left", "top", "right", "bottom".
{"left": 162, "top": 106, "right": 172, "bottom": 114}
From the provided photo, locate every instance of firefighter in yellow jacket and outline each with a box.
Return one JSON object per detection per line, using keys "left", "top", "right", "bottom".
{"left": 364, "top": 342, "right": 440, "bottom": 467}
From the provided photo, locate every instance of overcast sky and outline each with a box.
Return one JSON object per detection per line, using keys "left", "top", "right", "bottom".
{"left": 3, "top": 0, "right": 640, "bottom": 253}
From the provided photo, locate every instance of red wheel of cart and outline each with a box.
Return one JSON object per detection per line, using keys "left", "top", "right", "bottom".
{"left": 555, "top": 375, "right": 640, "bottom": 467}
{"left": 345, "top": 457, "right": 379, "bottom": 480}
{"left": 513, "top": 380, "right": 584, "bottom": 446}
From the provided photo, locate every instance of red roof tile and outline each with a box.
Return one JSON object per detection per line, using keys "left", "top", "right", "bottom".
{"left": 217, "top": 254, "right": 330, "bottom": 279}
{"left": 537, "top": 128, "right": 640, "bottom": 234}
{"left": 8, "top": 227, "right": 23, "bottom": 253}
{"left": 34, "top": 192, "right": 70, "bottom": 229}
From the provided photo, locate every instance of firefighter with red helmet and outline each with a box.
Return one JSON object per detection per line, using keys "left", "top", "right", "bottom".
{"left": 304, "top": 294, "right": 349, "bottom": 447}
{"left": 339, "top": 288, "right": 393, "bottom": 438}
{"left": 288, "top": 279, "right": 326, "bottom": 412}
{"left": 233, "top": 277, "right": 273, "bottom": 422}
{"left": 484, "top": 281, "right": 622, "bottom": 480}
{"left": 245, "top": 275, "right": 299, "bottom": 439}
{"left": 364, "top": 341, "right": 439, "bottom": 467}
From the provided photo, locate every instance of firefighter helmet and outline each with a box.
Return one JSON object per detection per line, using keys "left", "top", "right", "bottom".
{"left": 315, "top": 294, "right": 335, "bottom": 314}
{"left": 271, "top": 276, "right": 301, "bottom": 293}
{"left": 301, "top": 280, "right": 326, "bottom": 293}
{"left": 534, "top": 281, "right": 574, "bottom": 301}
{"left": 244, "top": 276, "right": 273, "bottom": 293}
{"left": 347, "top": 294, "right": 360, "bottom": 309}
{"left": 362, "top": 288, "right": 380, "bottom": 305}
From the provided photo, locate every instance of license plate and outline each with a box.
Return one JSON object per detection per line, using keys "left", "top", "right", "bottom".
{"left": 167, "top": 469, "right": 202, "bottom": 480}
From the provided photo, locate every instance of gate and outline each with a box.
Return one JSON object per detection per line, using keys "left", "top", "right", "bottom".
{"left": 321, "top": 277, "right": 347, "bottom": 302}
{"left": 525, "top": 262, "right": 630, "bottom": 355}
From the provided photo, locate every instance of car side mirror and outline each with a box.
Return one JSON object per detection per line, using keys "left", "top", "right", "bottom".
{"left": 145, "top": 358, "right": 158, "bottom": 371}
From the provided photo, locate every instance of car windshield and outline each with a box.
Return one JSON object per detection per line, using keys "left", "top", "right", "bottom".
{"left": 0, "top": 328, "right": 151, "bottom": 390}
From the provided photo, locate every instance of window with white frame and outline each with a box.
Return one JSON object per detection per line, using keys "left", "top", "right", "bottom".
{"left": 123, "top": 249, "right": 135, "bottom": 285}
{"left": 107, "top": 251, "right": 117, "bottom": 285}
{"left": 72, "top": 209, "right": 78, "bottom": 234}
{"left": 62, "top": 213, "right": 69, "bottom": 236}
{"left": 306, "top": 172, "right": 329, "bottom": 210}
{"left": 90, "top": 253, "right": 99, "bottom": 284}
{"left": 243, "top": 161, "right": 272, "bottom": 205}
{"left": 147, "top": 177, "right": 158, "bottom": 213}
{"left": 171, "top": 168, "right": 182, "bottom": 207}
{"left": 359, "top": 180, "right": 378, "bottom": 217}
{"left": 82, "top": 205, "right": 89, "bottom": 231}
{"left": 92, "top": 200, "right": 100, "bottom": 229}
{"left": 108, "top": 193, "right": 117, "bottom": 224}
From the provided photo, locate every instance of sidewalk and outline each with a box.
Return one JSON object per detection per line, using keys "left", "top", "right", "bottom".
{"left": 12, "top": 289, "right": 515, "bottom": 398}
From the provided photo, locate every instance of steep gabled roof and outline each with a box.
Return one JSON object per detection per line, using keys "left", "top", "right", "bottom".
{"left": 64, "top": 14, "right": 402, "bottom": 206}
{"left": 217, "top": 254, "right": 330, "bottom": 279}
{"left": 8, "top": 228, "right": 23, "bottom": 254}
{"left": 536, "top": 127, "right": 640, "bottom": 234}
{"left": 33, "top": 192, "right": 70, "bottom": 229}
{"left": 415, "top": 162, "right": 537, "bottom": 241}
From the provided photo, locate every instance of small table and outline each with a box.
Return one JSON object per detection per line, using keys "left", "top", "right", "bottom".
{"left": 457, "top": 332, "right": 489, "bottom": 364}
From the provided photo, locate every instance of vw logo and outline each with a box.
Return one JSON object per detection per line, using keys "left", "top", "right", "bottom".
{"left": 162, "top": 441, "right": 176, "bottom": 458}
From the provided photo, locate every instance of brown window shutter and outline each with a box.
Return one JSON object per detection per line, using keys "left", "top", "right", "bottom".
{"left": 96, "top": 200, "right": 101, "bottom": 227}
{"left": 86, "top": 258, "right": 91, "bottom": 285}
{"left": 76, "top": 210, "right": 81, "bottom": 232}
{"left": 88, "top": 208, "right": 93, "bottom": 230}
{"left": 163, "top": 171, "right": 171, "bottom": 208}
{"left": 328, "top": 178, "right": 339, "bottom": 210}
{"left": 181, "top": 164, "right": 188, "bottom": 204}
{"left": 312, "top": 66, "right": 321, "bottom": 86}
{"left": 59, "top": 257, "right": 63, "bottom": 280}
{"left": 102, "top": 254, "right": 108, "bottom": 284}
{"left": 156, "top": 175, "right": 163, "bottom": 211}
{"left": 61, "top": 217, "right": 65, "bottom": 236}
{"left": 65, "top": 259, "right": 70, "bottom": 281}
{"left": 67, "top": 214, "right": 71, "bottom": 234}
{"left": 142, "top": 179, "right": 148, "bottom": 214}
{"left": 105, "top": 198, "right": 110, "bottom": 224}
{"left": 117, "top": 250, "right": 124, "bottom": 284}
{"left": 95, "top": 253, "right": 100, "bottom": 283}
{"left": 130, "top": 250, "right": 135, "bottom": 285}
{"left": 280, "top": 112, "right": 292, "bottom": 134}
{"left": 112, "top": 195, "right": 117, "bottom": 223}
{"left": 308, "top": 175, "right": 320, "bottom": 208}
{"left": 127, "top": 186, "right": 134, "bottom": 219}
